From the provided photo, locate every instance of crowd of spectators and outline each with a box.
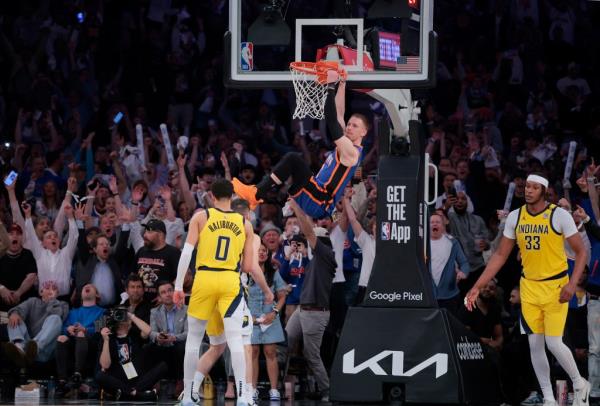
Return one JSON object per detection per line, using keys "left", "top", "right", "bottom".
{"left": 0, "top": 0, "right": 598, "bottom": 404}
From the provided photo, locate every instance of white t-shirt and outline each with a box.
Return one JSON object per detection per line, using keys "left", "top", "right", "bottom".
{"left": 355, "top": 231, "right": 376, "bottom": 287}
{"left": 503, "top": 206, "right": 578, "bottom": 240}
{"left": 330, "top": 225, "right": 346, "bottom": 283}
{"left": 91, "top": 261, "right": 116, "bottom": 306}
{"left": 430, "top": 236, "right": 453, "bottom": 286}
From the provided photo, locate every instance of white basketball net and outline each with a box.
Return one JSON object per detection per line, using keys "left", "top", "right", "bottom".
{"left": 290, "top": 68, "right": 329, "bottom": 120}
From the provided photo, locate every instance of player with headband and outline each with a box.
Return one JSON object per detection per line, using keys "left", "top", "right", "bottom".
{"left": 465, "top": 173, "right": 590, "bottom": 406}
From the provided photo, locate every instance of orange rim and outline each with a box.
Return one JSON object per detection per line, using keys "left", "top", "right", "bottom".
{"left": 290, "top": 61, "right": 346, "bottom": 84}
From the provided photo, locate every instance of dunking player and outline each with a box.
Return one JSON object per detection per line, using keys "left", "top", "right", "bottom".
{"left": 174, "top": 180, "right": 272, "bottom": 406}
{"left": 234, "top": 70, "right": 368, "bottom": 218}
{"left": 465, "top": 174, "right": 591, "bottom": 406}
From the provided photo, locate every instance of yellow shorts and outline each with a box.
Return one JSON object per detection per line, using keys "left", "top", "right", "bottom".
{"left": 188, "top": 271, "right": 242, "bottom": 321}
{"left": 206, "top": 288, "right": 253, "bottom": 345}
{"left": 520, "top": 275, "right": 569, "bottom": 336}
{"left": 206, "top": 297, "right": 253, "bottom": 344}
{"left": 206, "top": 308, "right": 226, "bottom": 344}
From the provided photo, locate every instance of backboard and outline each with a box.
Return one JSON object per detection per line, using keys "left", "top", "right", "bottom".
{"left": 225, "top": 0, "right": 436, "bottom": 89}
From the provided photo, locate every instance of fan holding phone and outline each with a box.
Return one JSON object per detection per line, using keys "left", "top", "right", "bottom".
{"left": 436, "top": 173, "right": 474, "bottom": 213}
{"left": 4, "top": 170, "right": 18, "bottom": 187}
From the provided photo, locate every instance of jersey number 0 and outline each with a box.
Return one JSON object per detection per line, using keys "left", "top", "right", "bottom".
{"left": 215, "top": 236, "right": 231, "bottom": 260}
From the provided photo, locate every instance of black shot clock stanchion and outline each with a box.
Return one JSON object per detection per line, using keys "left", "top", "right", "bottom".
{"left": 221, "top": 1, "right": 502, "bottom": 402}
{"left": 330, "top": 117, "right": 502, "bottom": 405}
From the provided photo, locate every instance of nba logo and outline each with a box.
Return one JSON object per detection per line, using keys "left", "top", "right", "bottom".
{"left": 381, "top": 222, "right": 391, "bottom": 241}
{"left": 241, "top": 42, "right": 254, "bottom": 71}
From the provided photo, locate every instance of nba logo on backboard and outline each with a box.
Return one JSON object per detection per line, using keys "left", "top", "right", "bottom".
{"left": 241, "top": 42, "right": 253, "bottom": 71}
{"left": 381, "top": 222, "right": 391, "bottom": 241}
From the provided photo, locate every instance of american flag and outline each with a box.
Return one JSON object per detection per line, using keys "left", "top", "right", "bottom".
{"left": 395, "top": 56, "right": 421, "bottom": 73}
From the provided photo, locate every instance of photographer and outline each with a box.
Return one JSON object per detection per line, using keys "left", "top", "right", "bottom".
{"left": 55, "top": 284, "right": 105, "bottom": 392}
{"left": 279, "top": 234, "right": 309, "bottom": 322}
{"left": 146, "top": 281, "right": 187, "bottom": 380}
{"left": 96, "top": 307, "right": 167, "bottom": 400}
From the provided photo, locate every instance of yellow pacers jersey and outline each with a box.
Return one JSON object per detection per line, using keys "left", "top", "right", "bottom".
{"left": 515, "top": 204, "right": 567, "bottom": 281}
{"left": 196, "top": 208, "right": 246, "bottom": 272}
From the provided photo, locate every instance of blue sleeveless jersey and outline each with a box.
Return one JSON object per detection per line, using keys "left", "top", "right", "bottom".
{"left": 314, "top": 146, "right": 363, "bottom": 207}
{"left": 292, "top": 145, "right": 363, "bottom": 218}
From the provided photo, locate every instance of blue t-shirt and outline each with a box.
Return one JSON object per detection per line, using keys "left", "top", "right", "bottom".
{"left": 342, "top": 227, "right": 362, "bottom": 273}
{"left": 62, "top": 305, "right": 105, "bottom": 335}
{"left": 279, "top": 256, "right": 309, "bottom": 305}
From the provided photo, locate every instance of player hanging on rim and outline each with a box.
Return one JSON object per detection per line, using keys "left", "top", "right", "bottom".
{"left": 174, "top": 180, "right": 273, "bottom": 406}
{"left": 464, "top": 174, "right": 591, "bottom": 406}
{"left": 233, "top": 69, "right": 368, "bottom": 218}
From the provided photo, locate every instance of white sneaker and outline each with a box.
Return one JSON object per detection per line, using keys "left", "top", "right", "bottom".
{"left": 521, "top": 391, "right": 544, "bottom": 405}
{"left": 253, "top": 388, "right": 259, "bottom": 401}
{"left": 269, "top": 388, "right": 281, "bottom": 401}
{"left": 178, "top": 400, "right": 199, "bottom": 406}
{"left": 178, "top": 382, "right": 199, "bottom": 405}
{"left": 243, "top": 386, "right": 255, "bottom": 405}
{"left": 178, "top": 394, "right": 199, "bottom": 406}
{"left": 573, "top": 379, "right": 591, "bottom": 406}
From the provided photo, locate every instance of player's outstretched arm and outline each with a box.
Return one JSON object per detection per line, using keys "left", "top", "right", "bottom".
{"left": 465, "top": 236, "right": 514, "bottom": 310}
{"left": 174, "top": 211, "right": 203, "bottom": 307}
{"left": 289, "top": 199, "right": 317, "bottom": 249}
{"left": 324, "top": 71, "right": 359, "bottom": 167}
{"left": 335, "top": 77, "right": 346, "bottom": 128}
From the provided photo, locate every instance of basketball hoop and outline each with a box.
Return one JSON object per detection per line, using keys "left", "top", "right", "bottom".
{"left": 290, "top": 61, "right": 346, "bottom": 120}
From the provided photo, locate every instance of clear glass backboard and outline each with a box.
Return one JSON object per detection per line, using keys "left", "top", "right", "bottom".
{"left": 225, "top": 0, "right": 436, "bottom": 89}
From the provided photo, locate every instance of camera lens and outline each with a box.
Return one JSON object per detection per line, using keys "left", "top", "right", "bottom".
{"left": 108, "top": 307, "right": 128, "bottom": 323}
{"left": 114, "top": 309, "right": 128, "bottom": 322}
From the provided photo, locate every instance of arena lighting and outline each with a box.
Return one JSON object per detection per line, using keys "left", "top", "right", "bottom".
{"left": 367, "top": 0, "right": 412, "bottom": 19}
{"left": 247, "top": 0, "right": 291, "bottom": 46}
